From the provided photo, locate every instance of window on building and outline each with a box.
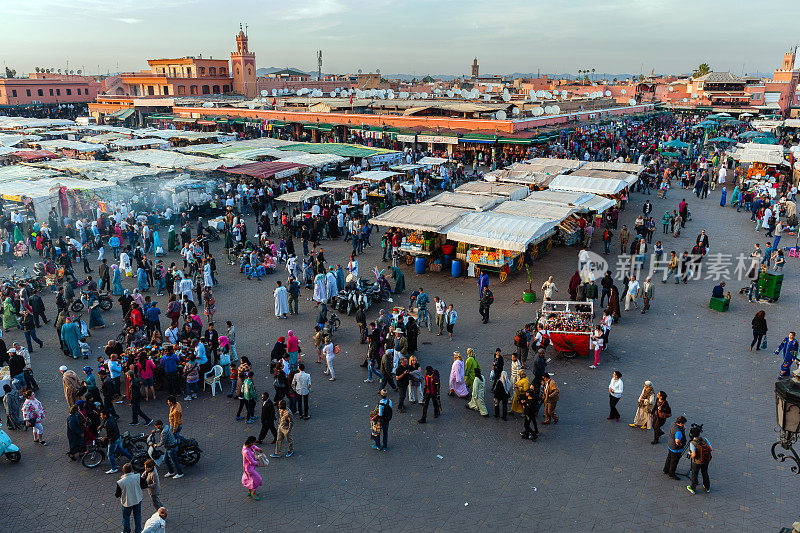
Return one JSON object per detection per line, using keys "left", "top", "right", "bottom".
{"left": 49, "top": 89, "right": 53, "bottom": 96}
{"left": 56, "top": 89, "right": 60, "bottom": 95}
{"left": 163, "top": 86, "right": 169, "bottom": 95}
{"left": 148, "top": 86, "right": 155, "bottom": 96}
{"left": 212, "top": 85, "right": 220, "bottom": 94}
{"left": 209, "top": 67, "right": 216, "bottom": 76}
{"left": 202, "top": 85, "right": 210, "bottom": 95}
{"left": 220, "top": 68, "right": 226, "bottom": 76}
{"left": 190, "top": 86, "right": 198, "bottom": 95}
{"left": 66, "top": 89, "right": 72, "bottom": 95}
{"left": 177, "top": 85, "right": 186, "bottom": 95}
{"left": 38, "top": 89, "right": 43, "bottom": 96}
{"left": 77, "top": 88, "right": 81, "bottom": 95}
{"left": 187, "top": 68, "right": 192, "bottom": 77}
{"left": 199, "top": 67, "right": 205, "bottom": 75}
{"left": 26, "top": 89, "right": 31, "bottom": 97}
{"left": 11, "top": 90, "right": 17, "bottom": 97}
{"left": 222, "top": 85, "right": 230, "bottom": 93}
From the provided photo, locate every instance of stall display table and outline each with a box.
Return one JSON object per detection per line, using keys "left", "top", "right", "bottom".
{"left": 537, "top": 300, "right": 594, "bottom": 357}
{"left": 709, "top": 297, "right": 730, "bottom": 312}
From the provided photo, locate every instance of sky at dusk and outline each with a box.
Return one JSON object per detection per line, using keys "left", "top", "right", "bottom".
{"left": 1, "top": 0, "right": 799, "bottom": 77}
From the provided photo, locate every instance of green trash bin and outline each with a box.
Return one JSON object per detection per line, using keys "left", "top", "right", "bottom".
{"left": 709, "top": 297, "right": 729, "bottom": 312}
{"left": 759, "top": 271, "right": 784, "bottom": 300}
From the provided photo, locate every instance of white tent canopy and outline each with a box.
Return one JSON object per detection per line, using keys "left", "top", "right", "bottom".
{"left": 277, "top": 189, "right": 328, "bottom": 203}
{"left": 109, "top": 138, "right": 169, "bottom": 150}
{"left": 0, "top": 117, "right": 74, "bottom": 130}
{"left": 0, "top": 133, "right": 42, "bottom": 146}
{"left": 483, "top": 169, "right": 554, "bottom": 187}
{"left": 424, "top": 192, "right": 501, "bottom": 211}
{"left": 727, "top": 143, "right": 788, "bottom": 167}
{"left": 134, "top": 129, "right": 220, "bottom": 142}
{"left": 390, "top": 164, "right": 423, "bottom": 172}
{"left": 548, "top": 174, "right": 628, "bottom": 195}
{"left": 29, "top": 158, "right": 164, "bottom": 182}
{"left": 570, "top": 171, "right": 639, "bottom": 186}
{"left": 455, "top": 181, "right": 529, "bottom": 201}
{"left": 0, "top": 166, "right": 63, "bottom": 183}
{"left": 110, "top": 149, "right": 220, "bottom": 170}
{"left": 447, "top": 212, "right": 557, "bottom": 252}
{"left": 522, "top": 157, "right": 584, "bottom": 170}
{"left": 370, "top": 204, "right": 467, "bottom": 233}
{"left": 581, "top": 161, "right": 646, "bottom": 175}
{"left": 353, "top": 170, "right": 401, "bottom": 183}
{"left": 525, "top": 190, "right": 617, "bottom": 213}
{"left": 37, "top": 139, "right": 106, "bottom": 153}
{"left": 319, "top": 179, "right": 365, "bottom": 190}
{"left": 492, "top": 200, "right": 578, "bottom": 222}
{"left": 417, "top": 156, "right": 449, "bottom": 166}
{"left": 276, "top": 153, "right": 346, "bottom": 167}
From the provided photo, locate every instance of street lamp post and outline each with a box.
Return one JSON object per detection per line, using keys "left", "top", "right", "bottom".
{"left": 773, "top": 369, "right": 800, "bottom": 474}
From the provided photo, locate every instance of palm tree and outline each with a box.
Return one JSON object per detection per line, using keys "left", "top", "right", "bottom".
{"left": 591, "top": 68, "right": 596, "bottom": 82}
{"left": 35, "top": 67, "right": 40, "bottom": 73}
{"left": 693, "top": 63, "right": 711, "bottom": 78}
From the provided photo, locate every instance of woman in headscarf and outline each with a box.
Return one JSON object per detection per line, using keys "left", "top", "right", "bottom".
{"left": 131, "top": 289, "right": 146, "bottom": 309}
{"left": 241, "top": 436, "right": 263, "bottom": 500}
{"left": 608, "top": 285, "right": 621, "bottom": 321}
{"left": 168, "top": 225, "right": 178, "bottom": 252}
{"left": 2, "top": 297, "right": 18, "bottom": 331}
{"left": 60, "top": 317, "right": 82, "bottom": 359}
{"left": 448, "top": 352, "right": 469, "bottom": 398}
{"left": 120, "top": 249, "right": 132, "bottom": 277}
{"left": 313, "top": 272, "right": 326, "bottom": 306}
{"left": 137, "top": 266, "right": 149, "bottom": 292}
{"left": 492, "top": 368, "right": 511, "bottom": 420}
{"left": 464, "top": 348, "right": 480, "bottom": 390}
{"left": 630, "top": 380, "right": 655, "bottom": 429}
{"left": 568, "top": 270, "right": 581, "bottom": 301}
{"left": 336, "top": 264, "right": 345, "bottom": 290}
{"left": 87, "top": 290, "right": 105, "bottom": 329}
{"left": 153, "top": 229, "right": 164, "bottom": 256}
{"left": 390, "top": 265, "right": 405, "bottom": 294}
{"left": 66, "top": 404, "right": 86, "bottom": 460}
{"left": 111, "top": 264, "right": 124, "bottom": 296}
{"left": 405, "top": 316, "right": 419, "bottom": 355}
{"left": 510, "top": 369, "right": 530, "bottom": 414}
{"left": 466, "top": 366, "right": 488, "bottom": 416}
{"left": 203, "top": 259, "right": 214, "bottom": 288}
{"left": 719, "top": 186, "right": 727, "bottom": 207}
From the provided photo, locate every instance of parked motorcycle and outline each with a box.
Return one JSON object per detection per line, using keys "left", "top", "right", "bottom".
{"left": 81, "top": 431, "right": 147, "bottom": 468}
{"left": 70, "top": 290, "right": 114, "bottom": 312}
{"left": 0, "top": 421, "right": 21, "bottom": 463}
{"left": 132, "top": 432, "right": 202, "bottom": 472}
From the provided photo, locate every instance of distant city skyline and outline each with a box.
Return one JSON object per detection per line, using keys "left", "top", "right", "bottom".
{"left": 1, "top": 0, "right": 798, "bottom": 78}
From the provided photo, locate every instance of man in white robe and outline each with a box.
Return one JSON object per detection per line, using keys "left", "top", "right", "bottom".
{"left": 274, "top": 280, "right": 289, "bottom": 318}
{"left": 325, "top": 269, "right": 338, "bottom": 301}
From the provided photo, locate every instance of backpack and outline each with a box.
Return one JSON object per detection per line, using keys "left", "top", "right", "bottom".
{"left": 380, "top": 400, "right": 393, "bottom": 423}
{"left": 514, "top": 330, "right": 524, "bottom": 347}
{"left": 693, "top": 437, "right": 712, "bottom": 464}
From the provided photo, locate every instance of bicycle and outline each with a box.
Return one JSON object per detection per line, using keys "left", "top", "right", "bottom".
{"left": 81, "top": 432, "right": 147, "bottom": 468}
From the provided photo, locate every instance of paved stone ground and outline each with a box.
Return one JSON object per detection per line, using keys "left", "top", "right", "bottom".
{"left": 0, "top": 184, "right": 795, "bottom": 532}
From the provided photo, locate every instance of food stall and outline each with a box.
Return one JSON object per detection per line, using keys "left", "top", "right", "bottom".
{"left": 455, "top": 180, "right": 530, "bottom": 201}
{"left": 492, "top": 201, "right": 580, "bottom": 247}
{"left": 537, "top": 300, "right": 594, "bottom": 357}
{"left": 424, "top": 192, "right": 502, "bottom": 212}
{"left": 446, "top": 211, "right": 558, "bottom": 281}
{"left": 370, "top": 204, "right": 468, "bottom": 272}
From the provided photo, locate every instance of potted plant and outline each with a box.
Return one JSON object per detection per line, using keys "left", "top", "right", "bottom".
{"left": 523, "top": 264, "right": 536, "bottom": 303}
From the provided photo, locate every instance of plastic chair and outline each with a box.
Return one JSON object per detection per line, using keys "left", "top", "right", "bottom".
{"left": 257, "top": 265, "right": 266, "bottom": 278}
{"left": 203, "top": 365, "right": 223, "bottom": 396}
{"left": 788, "top": 248, "right": 798, "bottom": 258}
{"left": 243, "top": 265, "right": 252, "bottom": 277}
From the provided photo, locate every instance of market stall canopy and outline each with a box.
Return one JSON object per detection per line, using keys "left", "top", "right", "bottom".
{"left": 522, "top": 157, "right": 584, "bottom": 170}
{"left": 784, "top": 118, "right": 800, "bottom": 128}
{"left": 524, "top": 190, "right": 616, "bottom": 213}
{"left": 109, "top": 138, "right": 170, "bottom": 150}
{"left": 483, "top": 169, "right": 554, "bottom": 187}
{"left": 275, "top": 153, "right": 347, "bottom": 167}
{"left": 548, "top": 174, "right": 628, "bottom": 195}
{"left": 370, "top": 204, "right": 468, "bottom": 233}
{"left": 276, "top": 189, "right": 329, "bottom": 203}
{"left": 29, "top": 158, "right": 164, "bottom": 182}
{"left": 11, "top": 149, "right": 60, "bottom": 161}
{"left": 417, "top": 156, "right": 449, "bottom": 166}
{"left": 134, "top": 128, "right": 221, "bottom": 142}
{"left": 455, "top": 181, "right": 529, "bottom": 201}
{"left": 0, "top": 165, "right": 63, "bottom": 182}
{"left": 580, "top": 161, "right": 646, "bottom": 175}
{"left": 0, "top": 133, "right": 42, "bottom": 146}
{"left": 352, "top": 170, "right": 401, "bottom": 183}
{"left": 727, "top": 143, "right": 788, "bottom": 166}
{"left": 738, "top": 130, "right": 773, "bottom": 140}
{"left": 186, "top": 158, "right": 252, "bottom": 172}
{"left": 220, "top": 161, "right": 306, "bottom": 180}
{"left": 110, "top": 149, "right": 219, "bottom": 170}
{"left": 507, "top": 162, "right": 571, "bottom": 175}
{"left": 37, "top": 140, "right": 106, "bottom": 153}
{"left": 492, "top": 200, "right": 578, "bottom": 222}
{"left": 707, "top": 136, "right": 738, "bottom": 144}
{"left": 572, "top": 170, "right": 639, "bottom": 186}
{"left": 446, "top": 212, "right": 558, "bottom": 252}
{"left": 390, "top": 164, "right": 423, "bottom": 172}
{"left": 318, "top": 179, "right": 365, "bottom": 190}
{"left": 276, "top": 142, "right": 396, "bottom": 159}
{"left": 0, "top": 117, "right": 74, "bottom": 130}
{"left": 424, "top": 192, "right": 501, "bottom": 211}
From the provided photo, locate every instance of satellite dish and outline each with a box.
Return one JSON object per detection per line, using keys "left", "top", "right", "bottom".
{"left": 668, "top": 86, "right": 674, "bottom": 92}
{"left": 512, "top": 107, "right": 520, "bottom": 115}
{"left": 484, "top": 94, "right": 491, "bottom": 101}
{"left": 534, "top": 107, "right": 544, "bottom": 116}
{"left": 329, "top": 91, "right": 336, "bottom": 97}
{"left": 248, "top": 103, "right": 255, "bottom": 109}
{"left": 260, "top": 90, "right": 268, "bottom": 97}
{"left": 692, "top": 93, "right": 698, "bottom": 99}
{"left": 447, "top": 90, "right": 454, "bottom": 98}
{"left": 497, "top": 110, "right": 507, "bottom": 120}
{"left": 544, "top": 91, "right": 552, "bottom": 99}
{"left": 202, "top": 102, "right": 214, "bottom": 108}
{"left": 552, "top": 105, "right": 561, "bottom": 114}
{"left": 544, "top": 106, "right": 552, "bottom": 114}
{"left": 421, "top": 92, "right": 428, "bottom": 99}
{"left": 605, "top": 90, "right": 611, "bottom": 96}
{"left": 399, "top": 91, "right": 409, "bottom": 99}
{"left": 502, "top": 88, "right": 510, "bottom": 98}
{"left": 502, "top": 92, "right": 511, "bottom": 102}
{"left": 341, "top": 89, "right": 349, "bottom": 97}
{"left": 355, "top": 90, "right": 363, "bottom": 98}
{"left": 460, "top": 89, "right": 469, "bottom": 98}
{"left": 536, "top": 90, "right": 544, "bottom": 98}
{"left": 271, "top": 89, "right": 277, "bottom": 96}
{"left": 561, "top": 90, "right": 567, "bottom": 97}
{"left": 682, "top": 98, "right": 688, "bottom": 102}
{"left": 388, "top": 92, "right": 395, "bottom": 99}
{"left": 629, "top": 98, "right": 637, "bottom": 105}
{"left": 621, "top": 89, "right": 626, "bottom": 95}
{"left": 471, "top": 89, "right": 479, "bottom": 99}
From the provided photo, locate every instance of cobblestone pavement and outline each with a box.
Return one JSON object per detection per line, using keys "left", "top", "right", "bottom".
{"left": 0, "top": 185, "right": 795, "bottom": 532}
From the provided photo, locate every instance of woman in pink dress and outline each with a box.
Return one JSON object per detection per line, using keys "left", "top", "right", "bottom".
{"left": 241, "top": 436, "right": 263, "bottom": 500}
{"left": 448, "top": 352, "right": 469, "bottom": 398}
